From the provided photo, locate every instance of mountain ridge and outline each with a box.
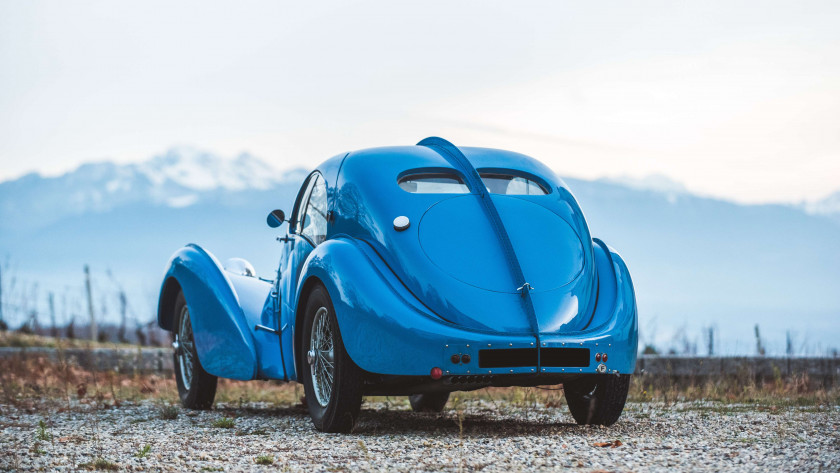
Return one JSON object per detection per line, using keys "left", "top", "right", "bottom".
{"left": 0, "top": 147, "right": 308, "bottom": 233}
{"left": 3, "top": 147, "right": 837, "bottom": 220}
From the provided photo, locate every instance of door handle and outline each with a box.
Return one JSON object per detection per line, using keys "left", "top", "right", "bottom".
{"left": 276, "top": 235, "right": 295, "bottom": 248}
{"left": 255, "top": 324, "right": 280, "bottom": 336}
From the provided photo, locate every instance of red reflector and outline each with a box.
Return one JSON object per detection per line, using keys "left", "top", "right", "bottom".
{"left": 595, "top": 353, "right": 602, "bottom": 362}
{"left": 430, "top": 367, "right": 443, "bottom": 380}
{"left": 602, "top": 353, "right": 608, "bottom": 362}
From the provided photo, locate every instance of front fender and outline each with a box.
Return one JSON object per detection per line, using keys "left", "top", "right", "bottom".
{"left": 157, "top": 244, "right": 258, "bottom": 380}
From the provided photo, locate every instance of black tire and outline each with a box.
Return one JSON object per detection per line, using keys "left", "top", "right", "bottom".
{"left": 409, "top": 392, "right": 450, "bottom": 413}
{"left": 301, "top": 285, "right": 363, "bottom": 433}
{"left": 172, "top": 291, "right": 218, "bottom": 410}
{"left": 563, "top": 374, "right": 631, "bottom": 426}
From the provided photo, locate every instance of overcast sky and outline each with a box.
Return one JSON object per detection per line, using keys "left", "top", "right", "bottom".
{"left": 1, "top": 1, "right": 838, "bottom": 204}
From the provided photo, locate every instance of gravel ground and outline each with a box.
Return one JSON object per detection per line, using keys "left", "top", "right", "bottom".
{"left": 1, "top": 398, "right": 838, "bottom": 472}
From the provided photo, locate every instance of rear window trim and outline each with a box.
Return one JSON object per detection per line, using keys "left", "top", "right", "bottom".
{"left": 396, "top": 167, "right": 553, "bottom": 196}
{"left": 476, "top": 168, "right": 553, "bottom": 196}
{"left": 397, "top": 168, "right": 472, "bottom": 194}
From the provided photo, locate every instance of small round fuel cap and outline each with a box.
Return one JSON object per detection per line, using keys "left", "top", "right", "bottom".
{"left": 393, "top": 215, "right": 410, "bottom": 231}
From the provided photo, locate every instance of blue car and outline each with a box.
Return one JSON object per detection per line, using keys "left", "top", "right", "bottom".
{"left": 157, "top": 137, "right": 638, "bottom": 432}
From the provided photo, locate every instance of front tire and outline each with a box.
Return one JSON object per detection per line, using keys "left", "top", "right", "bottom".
{"left": 172, "top": 291, "right": 217, "bottom": 410}
{"left": 563, "top": 374, "right": 630, "bottom": 426}
{"left": 409, "top": 392, "right": 450, "bottom": 413}
{"left": 301, "top": 285, "right": 363, "bottom": 433}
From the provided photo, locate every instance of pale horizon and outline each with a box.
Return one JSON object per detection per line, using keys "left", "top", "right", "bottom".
{"left": 5, "top": 142, "right": 837, "bottom": 208}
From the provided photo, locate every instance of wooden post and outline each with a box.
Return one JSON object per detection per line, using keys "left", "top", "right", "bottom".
{"left": 84, "top": 265, "right": 97, "bottom": 342}
{"left": 29, "top": 283, "right": 39, "bottom": 333}
{"left": 118, "top": 291, "right": 127, "bottom": 343}
{"left": 785, "top": 331, "right": 792, "bottom": 356}
{"left": 707, "top": 327, "right": 714, "bottom": 356}
{"left": 48, "top": 292, "right": 57, "bottom": 337}
{"left": 754, "top": 324, "right": 765, "bottom": 356}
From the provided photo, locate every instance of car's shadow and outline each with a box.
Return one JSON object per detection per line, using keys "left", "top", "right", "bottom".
{"left": 217, "top": 404, "right": 578, "bottom": 436}
{"left": 354, "top": 408, "right": 577, "bottom": 436}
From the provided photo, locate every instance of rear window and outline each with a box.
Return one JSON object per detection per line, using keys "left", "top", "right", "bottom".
{"left": 479, "top": 173, "right": 549, "bottom": 195}
{"left": 398, "top": 173, "right": 470, "bottom": 194}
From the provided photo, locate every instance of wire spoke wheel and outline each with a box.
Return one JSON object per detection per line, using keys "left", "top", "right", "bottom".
{"left": 308, "top": 306, "right": 335, "bottom": 407}
{"left": 176, "top": 305, "right": 195, "bottom": 391}
{"left": 301, "top": 285, "right": 363, "bottom": 433}
{"left": 171, "top": 291, "right": 217, "bottom": 410}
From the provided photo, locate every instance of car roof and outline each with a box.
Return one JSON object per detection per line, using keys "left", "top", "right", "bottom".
{"left": 335, "top": 142, "right": 562, "bottom": 191}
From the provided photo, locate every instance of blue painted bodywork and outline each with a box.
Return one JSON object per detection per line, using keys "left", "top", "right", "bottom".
{"left": 157, "top": 138, "right": 638, "bottom": 384}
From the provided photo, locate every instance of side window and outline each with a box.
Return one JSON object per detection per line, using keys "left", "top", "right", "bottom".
{"left": 293, "top": 175, "right": 317, "bottom": 234}
{"left": 299, "top": 174, "right": 328, "bottom": 246}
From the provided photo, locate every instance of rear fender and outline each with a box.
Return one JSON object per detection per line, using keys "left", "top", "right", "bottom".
{"left": 588, "top": 238, "right": 638, "bottom": 371}
{"left": 157, "top": 244, "right": 258, "bottom": 380}
{"left": 293, "top": 237, "right": 473, "bottom": 378}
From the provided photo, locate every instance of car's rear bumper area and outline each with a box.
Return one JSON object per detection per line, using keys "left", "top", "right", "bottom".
{"left": 342, "top": 272, "right": 637, "bottom": 376}
{"left": 315, "top": 238, "right": 638, "bottom": 379}
{"left": 363, "top": 372, "right": 600, "bottom": 396}
{"left": 373, "top": 320, "right": 636, "bottom": 379}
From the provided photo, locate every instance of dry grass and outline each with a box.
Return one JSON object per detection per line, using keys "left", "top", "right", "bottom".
{"left": 0, "top": 354, "right": 836, "bottom": 413}
{"left": 0, "top": 354, "right": 300, "bottom": 411}
{"left": 0, "top": 332, "right": 138, "bottom": 349}
{"left": 628, "top": 369, "right": 839, "bottom": 407}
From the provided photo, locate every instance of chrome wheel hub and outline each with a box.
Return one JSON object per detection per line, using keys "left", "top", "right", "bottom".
{"left": 309, "top": 307, "right": 335, "bottom": 408}
{"left": 175, "top": 305, "right": 196, "bottom": 390}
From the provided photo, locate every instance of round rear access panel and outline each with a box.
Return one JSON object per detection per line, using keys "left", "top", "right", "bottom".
{"left": 493, "top": 196, "right": 584, "bottom": 292}
{"left": 418, "top": 195, "right": 584, "bottom": 293}
{"left": 418, "top": 196, "right": 517, "bottom": 292}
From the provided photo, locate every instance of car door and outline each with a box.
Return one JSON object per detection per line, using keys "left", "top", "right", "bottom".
{"left": 279, "top": 172, "right": 328, "bottom": 303}
{"left": 276, "top": 172, "right": 329, "bottom": 375}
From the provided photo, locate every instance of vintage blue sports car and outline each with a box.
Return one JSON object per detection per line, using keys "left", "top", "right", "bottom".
{"left": 157, "top": 137, "right": 638, "bottom": 432}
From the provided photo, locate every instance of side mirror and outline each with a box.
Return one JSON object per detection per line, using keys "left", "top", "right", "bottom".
{"left": 266, "top": 209, "right": 286, "bottom": 228}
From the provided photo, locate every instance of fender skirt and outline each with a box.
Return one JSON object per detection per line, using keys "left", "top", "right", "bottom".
{"left": 157, "top": 244, "right": 265, "bottom": 381}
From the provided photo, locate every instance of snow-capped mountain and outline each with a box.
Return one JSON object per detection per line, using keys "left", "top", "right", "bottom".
{"left": 0, "top": 147, "right": 307, "bottom": 232}
{"left": 136, "top": 147, "right": 290, "bottom": 192}
{"left": 802, "top": 190, "right": 840, "bottom": 224}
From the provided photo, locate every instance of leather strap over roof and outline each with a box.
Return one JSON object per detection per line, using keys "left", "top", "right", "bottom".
{"left": 417, "top": 137, "right": 541, "bottom": 341}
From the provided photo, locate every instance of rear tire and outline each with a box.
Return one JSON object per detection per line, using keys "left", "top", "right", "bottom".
{"left": 409, "top": 392, "right": 450, "bottom": 413}
{"left": 301, "top": 285, "right": 363, "bottom": 433}
{"left": 172, "top": 291, "right": 218, "bottom": 410}
{"left": 564, "top": 374, "right": 630, "bottom": 426}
